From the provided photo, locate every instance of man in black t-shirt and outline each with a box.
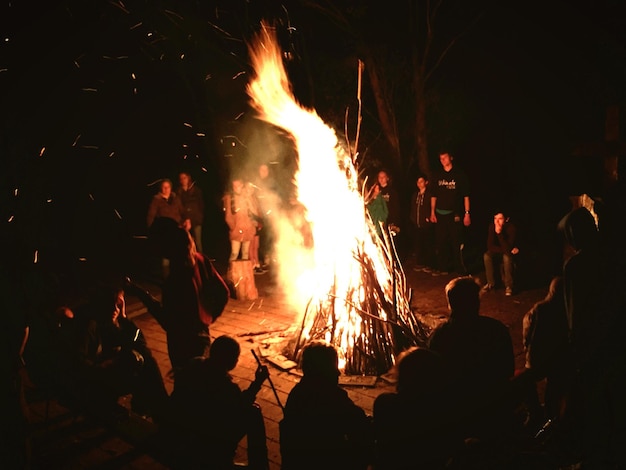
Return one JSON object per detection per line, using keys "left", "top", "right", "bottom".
{"left": 430, "top": 151, "right": 471, "bottom": 275}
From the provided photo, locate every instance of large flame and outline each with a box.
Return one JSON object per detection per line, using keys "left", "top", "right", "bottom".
{"left": 246, "top": 23, "right": 421, "bottom": 374}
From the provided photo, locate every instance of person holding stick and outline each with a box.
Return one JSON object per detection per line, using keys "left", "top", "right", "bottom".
{"left": 165, "top": 335, "right": 270, "bottom": 469}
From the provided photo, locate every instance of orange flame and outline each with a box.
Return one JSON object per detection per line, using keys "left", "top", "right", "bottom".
{"left": 247, "top": 23, "right": 404, "bottom": 371}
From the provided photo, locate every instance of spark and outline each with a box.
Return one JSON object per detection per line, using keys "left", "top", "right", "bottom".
{"left": 108, "top": 151, "right": 115, "bottom": 157}
{"left": 79, "top": 257, "right": 87, "bottom": 262}
{"left": 81, "top": 88, "right": 98, "bottom": 92}
{"left": 232, "top": 71, "right": 246, "bottom": 79}
{"left": 114, "top": 209, "right": 122, "bottom": 219}
{"left": 39, "top": 147, "right": 45, "bottom": 156}
{"left": 0, "top": 68, "right": 8, "bottom": 73}
{"left": 33, "top": 250, "right": 38, "bottom": 264}
{"left": 201, "top": 167, "right": 207, "bottom": 172}
{"left": 180, "top": 53, "right": 185, "bottom": 60}
{"left": 14, "top": 188, "right": 18, "bottom": 196}
{"left": 46, "top": 198, "right": 52, "bottom": 203}
{"left": 205, "top": 74, "right": 212, "bottom": 80}
{"left": 182, "top": 144, "right": 188, "bottom": 148}
{"left": 130, "top": 22, "right": 142, "bottom": 30}
{"left": 8, "top": 215, "right": 14, "bottom": 223}
{"left": 183, "top": 122, "right": 193, "bottom": 128}
{"left": 72, "top": 134, "right": 81, "bottom": 146}
{"left": 81, "top": 145, "right": 99, "bottom": 149}
{"left": 164, "top": 9, "right": 183, "bottom": 20}
{"left": 196, "top": 132, "right": 205, "bottom": 137}
{"left": 109, "top": 0, "right": 129, "bottom": 14}
{"left": 131, "top": 73, "right": 136, "bottom": 79}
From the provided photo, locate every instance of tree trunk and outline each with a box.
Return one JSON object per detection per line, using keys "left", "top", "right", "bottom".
{"left": 414, "top": 78, "right": 430, "bottom": 179}
{"left": 364, "top": 53, "right": 402, "bottom": 170}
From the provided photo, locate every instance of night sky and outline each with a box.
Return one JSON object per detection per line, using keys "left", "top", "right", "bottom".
{"left": 2, "top": 0, "right": 625, "bottom": 290}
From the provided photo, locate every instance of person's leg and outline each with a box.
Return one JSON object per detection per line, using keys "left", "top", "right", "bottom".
{"left": 434, "top": 218, "right": 447, "bottom": 272}
{"left": 414, "top": 225, "right": 425, "bottom": 266}
{"left": 230, "top": 240, "right": 241, "bottom": 261}
{"left": 484, "top": 252, "right": 496, "bottom": 287}
{"left": 451, "top": 217, "right": 465, "bottom": 274}
{"left": 241, "top": 240, "right": 251, "bottom": 260}
{"left": 192, "top": 225, "right": 203, "bottom": 254}
{"left": 502, "top": 253, "right": 515, "bottom": 290}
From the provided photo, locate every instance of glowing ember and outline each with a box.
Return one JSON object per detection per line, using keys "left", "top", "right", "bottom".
{"left": 246, "top": 23, "right": 428, "bottom": 375}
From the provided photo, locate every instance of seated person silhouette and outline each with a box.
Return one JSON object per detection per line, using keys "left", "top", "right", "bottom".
{"left": 373, "top": 346, "right": 464, "bottom": 469}
{"left": 72, "top": 282, "right": 169, "bottom": 422}
{"left": 428, "top": 276, "right": 516, "bottom": 449}
{"left": 280, "top": 340, "right": 373, "bottom": 470}
{"left": 166, "top": 335, "right": 270, "bottom": 470}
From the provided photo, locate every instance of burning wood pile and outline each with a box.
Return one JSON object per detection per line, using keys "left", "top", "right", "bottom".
{"left": 246, "top": 23, "right": 430, "bottom": 376}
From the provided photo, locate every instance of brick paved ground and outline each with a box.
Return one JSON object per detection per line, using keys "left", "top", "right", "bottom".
{"left": 24, "top": 260, "right": 549, "bottom": 469}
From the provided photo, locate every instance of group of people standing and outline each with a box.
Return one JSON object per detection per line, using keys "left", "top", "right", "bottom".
{"left": 369, "top": 151, "right": 475, "bottom": 278}
{"left": 383, "top": 150, "right": 520, "bottom": 295}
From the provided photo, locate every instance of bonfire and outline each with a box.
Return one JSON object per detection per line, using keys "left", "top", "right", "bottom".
{"left": 246, "top": 23, "right": 429, "bottom": 376}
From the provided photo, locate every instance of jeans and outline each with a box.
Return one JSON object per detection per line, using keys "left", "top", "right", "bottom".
{"left": 484, "top": 251, "right": 514, "bottom": 289}
{"left": 191, "top": 225, "right": 203, "bottom": 254}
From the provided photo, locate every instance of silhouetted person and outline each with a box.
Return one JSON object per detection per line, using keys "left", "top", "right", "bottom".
{"left": 72, "top": 282, "right": 169, "bottom": 422}
{"left": 176, "top": 170, "right": 205, "bottom": 254}
{"left": 428, "top": 276, "right": 516, "bottom": 450}
{"left": 166, "top": 335, "right": 270, "bottom": 470}
{"left": 280, "top": 340, "right": 373, "bottom": 470}
{"left": 522, "top": 275, "right": 571, "bottom": 423}
{"left": 373, "top": 346, "right": 463, "bottom": 469}
{"left": 129, "top": 218, "right": 230, "bottom": 380}
{"left": 558, "top": 206, "right": 613, "bottom": 466}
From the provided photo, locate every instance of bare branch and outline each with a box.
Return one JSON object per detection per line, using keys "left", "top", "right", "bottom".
{"left": 425, "top": 9, "right": 486, "bottom": 84}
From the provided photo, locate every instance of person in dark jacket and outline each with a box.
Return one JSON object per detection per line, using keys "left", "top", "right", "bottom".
{"left": 177, "top": 170, "right": 205, "bottom": 254}
{"left": 166, "top": 335, "right": 270, "bottom": 470}
{"left": 409, "top": 175, "right": 435, "bottom": 272}
{"left": 428, "top": 276, "right": 516, "bottom": 448}
{"left": 280, "top": 340, "right": 373, "bottom": 470}
{"left": 482, "top": 210, "right": 519, "bottom": 296}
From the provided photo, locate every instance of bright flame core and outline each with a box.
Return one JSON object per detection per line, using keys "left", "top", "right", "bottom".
{"left": 247, "top": 24, "right": 421, "bottom": 375}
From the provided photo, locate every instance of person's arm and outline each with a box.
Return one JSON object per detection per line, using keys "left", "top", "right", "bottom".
{"left": 463, "top": 196, "right": 471, "bottom": 226}
{"left": 123, "top": 278, "right": 167, "bottom": 330}
{"left": 506, "top": 223, "right": 519, "bottom": 254}
{"left": 223, "top": 194, "right": 235, "bottom": 230}
{"left": 146, "top": 197, "right": 157, "bottom": 228}
{"left": 241, "top": 364, "right": 269, "bottom": 404}
{"left": 486, "top": 224, "right": 498, "bottom": 253}
{"left": 430, "top": 196, "right": 438, "bottom": 223}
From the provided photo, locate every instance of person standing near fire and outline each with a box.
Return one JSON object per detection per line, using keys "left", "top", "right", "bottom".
{"left": 377, "top": 169, "right": 401, "bottom": 236}
{"left": 176, "top": 170, "right": 205, "bottom": 254}
{"left": 430, "top": 151, "right": 471, "bottom": 276}
{"left": 223, "top": 177, "right": 260, "bottom": 262}
{"left": 410, "top": 174, "right": 435, "bottom": 273}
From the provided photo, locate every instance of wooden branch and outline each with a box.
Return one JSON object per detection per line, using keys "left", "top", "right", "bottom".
{"left": 425, "top": 9, "right": 486, "bottom": 84}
